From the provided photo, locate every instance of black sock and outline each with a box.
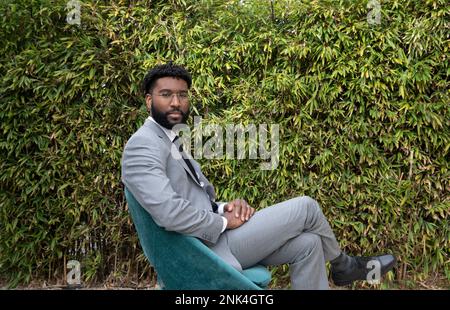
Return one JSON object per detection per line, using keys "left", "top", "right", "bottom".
{"left": 331, "top": 252, "right": 354, "bottom": 272}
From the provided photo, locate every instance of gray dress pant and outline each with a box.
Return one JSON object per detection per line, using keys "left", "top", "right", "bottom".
{"left": 224, "top": 196, "right": 342, "bottom": 289}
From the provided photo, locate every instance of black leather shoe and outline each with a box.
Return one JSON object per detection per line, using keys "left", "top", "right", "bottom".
{"left": 331, "top": 254, "right": 396, "bottom": 286}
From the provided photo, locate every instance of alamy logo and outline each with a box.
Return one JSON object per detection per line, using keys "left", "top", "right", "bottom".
{"left": 66, "top": 0, "right": 81, "bottom": 25}
{"left": 367, "top": 0, "right": 381, "bottom": 25}
{"left": 171, "top": 116, "right": 279, "bottom": 170}
{"left": 66, "top": 260, "right": 81, "bottom": 285}
{"left": 366, "top": 259, "right": 381, "bottom": 284}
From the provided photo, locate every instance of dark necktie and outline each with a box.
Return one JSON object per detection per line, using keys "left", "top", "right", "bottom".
{"left": 172, "top": 136, "right": 200, "bottom": 184}
{"left": 172, "top": 136, "right": 218, "bottom": 213}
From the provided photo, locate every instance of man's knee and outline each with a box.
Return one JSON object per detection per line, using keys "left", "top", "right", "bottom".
{"left": 295, "top": 196, "right": 321, "bottom": 212}
{"left": 297, "top": 233, "right": 322, "bottom": 257}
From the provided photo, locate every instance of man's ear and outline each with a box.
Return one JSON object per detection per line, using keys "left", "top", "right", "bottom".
{"left": 145, "top": 94, "right": 152, "bottom": 113}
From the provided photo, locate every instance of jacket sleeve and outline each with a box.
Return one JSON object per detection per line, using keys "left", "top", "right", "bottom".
{"left": 121, "top": 134, "right": 224, "bottom": 244}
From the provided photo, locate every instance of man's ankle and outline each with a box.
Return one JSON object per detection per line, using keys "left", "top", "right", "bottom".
{"left": 331, "top": 252, "right": 354, "bottom": 272}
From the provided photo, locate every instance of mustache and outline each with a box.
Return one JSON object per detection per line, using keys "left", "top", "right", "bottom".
{"left": 166, "top": 109, "right": 185, "bottom": 115}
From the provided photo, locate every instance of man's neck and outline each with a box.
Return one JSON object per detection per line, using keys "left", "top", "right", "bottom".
{"left": 148, "top": 116, "right": 177, "bottom": 142}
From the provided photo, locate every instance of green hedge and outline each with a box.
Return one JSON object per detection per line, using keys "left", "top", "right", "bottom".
{"left": 1, "top": 0, "right": 448, "bottom": 288}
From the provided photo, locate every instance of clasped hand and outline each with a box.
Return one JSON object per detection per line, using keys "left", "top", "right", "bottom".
{"left": 223, "top": 199, "right": 255, "bottom": 229}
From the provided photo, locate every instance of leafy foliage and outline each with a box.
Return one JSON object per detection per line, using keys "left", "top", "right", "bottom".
{"left": 1, "top": 0, "right": 448, "bottom": 288}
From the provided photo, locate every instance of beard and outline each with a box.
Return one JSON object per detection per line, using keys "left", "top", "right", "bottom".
{"left": 151, "top": 104, "right": 190, "bottom": 130}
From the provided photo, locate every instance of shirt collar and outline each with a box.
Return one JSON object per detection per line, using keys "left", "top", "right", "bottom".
{"left": 148, "top": 116, "right": 177, "bottom": 142}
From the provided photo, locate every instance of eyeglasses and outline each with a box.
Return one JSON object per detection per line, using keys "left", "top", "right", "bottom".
{"left": 153, "top": 91, "right": 189, "bottom": 102}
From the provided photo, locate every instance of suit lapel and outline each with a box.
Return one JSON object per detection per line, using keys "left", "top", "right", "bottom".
{"left": 145, "top": 119, "right": 202, "bottom": 187}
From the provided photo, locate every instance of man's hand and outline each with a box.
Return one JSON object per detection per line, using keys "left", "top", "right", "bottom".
{"left": 223, "top": 199, "right": 255, "bottom": 230}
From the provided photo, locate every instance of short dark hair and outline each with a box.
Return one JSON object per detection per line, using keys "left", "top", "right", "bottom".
{"left": 142, "top": 62, "right": 192, "bottom": 96}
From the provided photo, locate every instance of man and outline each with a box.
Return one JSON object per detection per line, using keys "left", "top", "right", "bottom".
{"left": 121, "top": 63, "right": 396, "bottom": 289}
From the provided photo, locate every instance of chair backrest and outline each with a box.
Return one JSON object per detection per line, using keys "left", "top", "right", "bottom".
{"left": 124, "top": 187, "right": 263, "bottom": 289}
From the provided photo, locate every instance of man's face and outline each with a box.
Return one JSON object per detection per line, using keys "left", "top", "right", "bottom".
{"left": 146, "top": 77, "right": 190, "bottom": 129}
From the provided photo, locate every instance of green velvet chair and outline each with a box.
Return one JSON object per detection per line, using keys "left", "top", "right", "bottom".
{"left": 125, "top": 187, "right": 271, "bottom": 289}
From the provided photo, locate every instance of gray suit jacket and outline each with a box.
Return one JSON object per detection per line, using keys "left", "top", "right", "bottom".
{"left": 121, "top": 119, "right": 242, "bottom": 270}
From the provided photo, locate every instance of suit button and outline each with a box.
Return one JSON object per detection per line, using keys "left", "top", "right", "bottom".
{"left": 200, "top": 181, "right": 204, "bottom": 187}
